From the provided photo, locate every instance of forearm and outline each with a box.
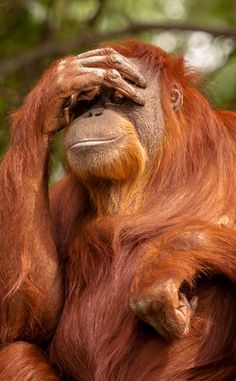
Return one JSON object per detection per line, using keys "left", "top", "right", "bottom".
{"left": 164, "top": 226, "right": 236, "bottom": 282}
{"left": 135, "top": 225, "right": 236, "bottom": 291}
{"left": 0, "top": 100, "right": 62, "bottom": 343}
{"left": 129, "top": 224, "right": 236, "bottom": 340}
{"left": 0, "top": 102, "right": 52, "bottom": 252}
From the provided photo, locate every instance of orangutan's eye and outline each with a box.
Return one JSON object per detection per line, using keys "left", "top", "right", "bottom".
{"left": 110, "top": 90, "right": 125, "bottom": 105}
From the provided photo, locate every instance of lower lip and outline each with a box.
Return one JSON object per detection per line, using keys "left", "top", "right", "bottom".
{"left": 69, "top": 137, "right": 120, "bottom": 149}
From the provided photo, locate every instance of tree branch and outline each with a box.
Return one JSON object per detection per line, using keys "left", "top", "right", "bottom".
{"left": 1, "top": 21, "right": 236, "bottom": 77}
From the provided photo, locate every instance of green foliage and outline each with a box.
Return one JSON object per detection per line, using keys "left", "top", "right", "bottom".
{"left": 1, "top": 0, "right": 236, "bottom": 182}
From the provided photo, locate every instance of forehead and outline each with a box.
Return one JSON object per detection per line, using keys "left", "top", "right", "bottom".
{"left": 100, "top": 41, "right": 166, "bottom": 82}
{"left": 130, "top": 57, "right": 160, "bottom": 88}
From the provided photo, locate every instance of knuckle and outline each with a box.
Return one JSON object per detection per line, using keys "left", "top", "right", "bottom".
{"left": 136, "top": 72, "right": 143, "bottom": 80}
{"left": 108, "top": 69, "right": 121, "bottom": 80}
{"left": 105, "top": 48, "right": 116, "bottom": 55}
{"left": 75, "top": 57, "right": 83, "bottom": 65}
{"left": 110, "top": 54, "right": 122, "bottom": 65}
{"left": 96, "top": 71, "right": 104, "bottom": 81}
{"left": 76, "top": 52, "right": 86, "bottom": 60}
{"left": 87, "top": 68, "right": 104, "bottom": 81}
{"left": 79, "top": 67, "right": 90, "bottom": 75}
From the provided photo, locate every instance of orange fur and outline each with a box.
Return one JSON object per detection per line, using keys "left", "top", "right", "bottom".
{"left": 49, "top": 41, "right": 236, "bottom": 380}
{"left": 1, "top": 39, "right": 236, "bottom": 380}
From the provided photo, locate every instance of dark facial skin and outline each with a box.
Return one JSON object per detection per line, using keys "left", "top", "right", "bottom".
{"left": 64, "top": 59, "right": 165, "bottom": 182}
{"left": 113, "top": 59, "right": 165, "bottom": 155}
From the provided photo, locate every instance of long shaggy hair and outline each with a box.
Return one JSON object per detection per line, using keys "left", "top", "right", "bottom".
{"left": 49, "top": 40, "right": 236, "bottom": 380}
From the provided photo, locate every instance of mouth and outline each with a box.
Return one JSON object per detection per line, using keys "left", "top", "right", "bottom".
{"left": 69, "top": 136, "right": 121, "bottom": 149}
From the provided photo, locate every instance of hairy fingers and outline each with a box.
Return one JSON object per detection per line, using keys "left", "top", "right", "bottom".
{"left": 79, "top": 54, "right": 146, "bottom": 88}
{"left": 103, "top": 69, "right": 145, "bottom": 105}
{"left": 77, "top": 47, "right": 117, "bottom": 59}
{"left": 71, "top": 66, "right": 145, "bottom": 105}
{"left": 53, "top": 48, "right": 146, "bottom": 130}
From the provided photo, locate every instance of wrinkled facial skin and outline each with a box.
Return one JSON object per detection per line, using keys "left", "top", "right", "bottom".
{"left": 64, "top": 60, "right": 165, "bottom": 181}
{"left": 117, "top": 60, "right": 165, "bottom": 155}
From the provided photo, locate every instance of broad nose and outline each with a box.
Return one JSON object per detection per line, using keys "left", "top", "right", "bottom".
{"left": 82, "top": 108, "right": 104, "bottom": 118}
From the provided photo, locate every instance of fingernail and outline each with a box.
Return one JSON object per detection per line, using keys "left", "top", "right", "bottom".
{"left": 140, "top": 77, "right": 147, "bottom": 88}
{"left": 136, "top": 96, "right": 145, "bottom": 105}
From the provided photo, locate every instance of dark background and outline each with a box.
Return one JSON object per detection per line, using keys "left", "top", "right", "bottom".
{"left": 1, "top": 0, "right": 236, "bottom": 182}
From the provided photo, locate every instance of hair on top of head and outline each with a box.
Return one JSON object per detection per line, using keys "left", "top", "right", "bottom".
{"left": 101, "top": 38, "right": 203, "bottom": 90}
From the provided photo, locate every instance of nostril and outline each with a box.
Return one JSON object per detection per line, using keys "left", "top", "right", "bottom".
{"left": 82, "top": 111, "right": 93, "bottom": 118}
{"left": 81, "top": 108, "right": 104, "bottom": 118}
{"left": 94, "top": 108, "right": 103, "bottom": 117}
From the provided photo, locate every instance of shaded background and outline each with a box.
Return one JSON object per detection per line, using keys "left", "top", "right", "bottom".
{"left": 1, "top": 0, "right": 236, "bottom": 182}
